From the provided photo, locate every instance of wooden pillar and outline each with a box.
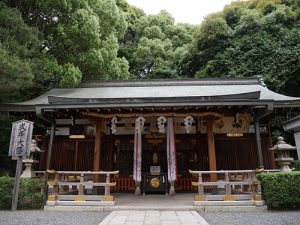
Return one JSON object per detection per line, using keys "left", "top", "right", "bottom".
{"left": 207, "top": 120, "right": 217, "bottom": 181}
{"left": 267, "top": 134, "right": 276, "bottom": 169}
{"left": 46, "top": 123, "right": 56, "bottom": 171}
{"left": 255, "top": 121, "right": 264, "bottom": 168}
{"left": 93, "top": 122, "right": 102, "bottom": 182}
{"left": 74, "top": 140, "right": 79, "bottom": 171}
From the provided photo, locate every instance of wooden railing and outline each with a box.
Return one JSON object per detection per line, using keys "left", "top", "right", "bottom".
{"left": 111, "top": 175, "right": 203, "bottom": 192}
{"left": 175, "top": 176, "right": 214, "bottom": 191}
{"left": 189, "top": 170, "right": 264, "bottom": 202}
{"left": 176, "top": 176, "right": 197, "bottom": 191}
{"left": 46, "top": 170, "right": 119, "bottom": 203}
{"left": 38, "top": 172, "right": 204, "bottom": 192}
{"left": 111, "top": 176, "right": 135, "bottom": 191}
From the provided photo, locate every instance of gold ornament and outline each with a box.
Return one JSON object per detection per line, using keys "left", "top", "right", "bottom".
{"left": 150, "top": 177, "right": 160, "bottom": 188}
{"left": 153, "top": 152, "right": 158, "bottom": 164}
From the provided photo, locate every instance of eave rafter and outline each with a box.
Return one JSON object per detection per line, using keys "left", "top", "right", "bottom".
{"left": 81, "top": 111, "right": 223, "bottom": 119}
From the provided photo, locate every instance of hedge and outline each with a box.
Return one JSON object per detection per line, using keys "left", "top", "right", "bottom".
{"left": 258, "top": 171, "right": 300, "bottom": 210}
{"left": 0, "top": 176, "right": 46, "bottom": 209}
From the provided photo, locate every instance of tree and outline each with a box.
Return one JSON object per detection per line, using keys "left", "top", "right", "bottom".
{"left": 0, "top": 3, "right": 38, "bottom": 102}
{"left": 119, "top": 9, "right": 196, "bottom": 79}
{"left": 180, "top": 0, "right": 300, "bottom": 96}
{"left": 180, "top": 14, "right": 231, "bottom": 77}
{"left": 1, "top": 0, "right": 130, "bottom": 103}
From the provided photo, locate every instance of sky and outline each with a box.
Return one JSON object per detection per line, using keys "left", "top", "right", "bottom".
{"left": 126, "top": 0, "right": 238, "bottom": 24}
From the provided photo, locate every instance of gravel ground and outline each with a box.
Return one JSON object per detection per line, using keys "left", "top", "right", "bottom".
{"left": 1, "top": 210, "right": 300, "bottom": 225}
{"left": 200, "top": 211, "right": 300, "bottom": 225}
{"left": 0, "top": 210, "right": 109, "bottom": 225}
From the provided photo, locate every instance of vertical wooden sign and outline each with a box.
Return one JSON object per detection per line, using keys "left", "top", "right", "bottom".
{"left": 9, "top": 120, "right": 34, "bottom": 211}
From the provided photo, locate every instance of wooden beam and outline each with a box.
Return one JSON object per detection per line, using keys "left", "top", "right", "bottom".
{"left": 93, "top": 121, "right": 102, "bottom": 182}
{"left": 207, "top": 120, "right": 217, "bottom": 181}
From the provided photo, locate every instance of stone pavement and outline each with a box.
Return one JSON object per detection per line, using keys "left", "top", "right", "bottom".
{"left": 99, "top": 210, "right": 209, "bottom": 225}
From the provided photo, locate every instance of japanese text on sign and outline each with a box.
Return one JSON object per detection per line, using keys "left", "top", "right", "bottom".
{"left": 9, "top": 120, "right": 34, "bottom": 157}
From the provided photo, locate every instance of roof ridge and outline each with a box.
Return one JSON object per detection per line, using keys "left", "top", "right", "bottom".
{"left": 78, "top": 77, "right": 260, "bottom": 88}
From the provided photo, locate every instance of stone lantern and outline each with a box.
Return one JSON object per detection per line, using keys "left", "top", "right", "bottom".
{"left": 269, "top": 137, "right": 296, "bottom": 172}
{"left": 20, "top": 140, "right": 43, "bottom": 178}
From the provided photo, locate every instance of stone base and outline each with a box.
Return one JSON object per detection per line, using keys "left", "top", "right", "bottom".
{"left": 169, "top": 185, "right": 175, "bottom": 196}
{"left": 194, "top": 200, "right": 265, "bottom": 208}
{"left": 20, "top": 159, "right": 38, "bottom": 178}
{"left": 135, "top": 187, "right": 141, "bottom": 196}
{"left": 224, "top": 195, "right": 236, "bottom": 201}
{"left": 46, "top": 200, "right": 115, "bottom": 207}
{"left": 194, "top": 195, "right": 206, "bottom": 201}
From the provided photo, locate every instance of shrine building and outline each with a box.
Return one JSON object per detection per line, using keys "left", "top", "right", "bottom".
{"left": 2, "top": 77, "right": 300, "bottom": 194}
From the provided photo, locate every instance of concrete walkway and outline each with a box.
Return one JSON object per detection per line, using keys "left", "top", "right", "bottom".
{"left": 99, "top": 210, "right": 209, "bottom": 225}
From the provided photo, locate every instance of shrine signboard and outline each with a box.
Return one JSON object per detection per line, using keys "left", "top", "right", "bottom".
{"left": 8, "top": 120, "right": 34, "bottom": 211}
{"left": 9, "top": 120, "right": 33, "bottom": 157}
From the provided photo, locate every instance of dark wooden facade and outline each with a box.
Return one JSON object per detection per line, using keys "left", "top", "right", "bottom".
{"left": 39, "top": 133, "right": 275, "bottom": 191}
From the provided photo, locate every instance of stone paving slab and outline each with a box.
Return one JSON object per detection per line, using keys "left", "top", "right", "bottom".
{"left": 99, "top": 210, "right": 209, "bottom": 225}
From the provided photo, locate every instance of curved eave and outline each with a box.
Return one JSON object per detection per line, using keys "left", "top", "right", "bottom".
{"left": 37, "top": 99, "right": 274, "bottom": 110}
{"left": 1, "top": 98, "right": 299, "bottom": 112}
{"left": 273, "top": 100, "right": 300, "bottom": 108}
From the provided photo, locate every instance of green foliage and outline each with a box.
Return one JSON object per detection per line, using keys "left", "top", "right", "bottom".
{"left": 59, "top": 63, "right": 82, "bottom": 87}
{"left": 118, "top": 8, "right": 196, "bottom": 79}
{"left": 1, "top": 0, "right": 130, "bottom": 103}
{"left": 181, "top": 0, "right": 300, "bottom": 97}
{"left": 0, "top": 177, "right": 46, "bottom": 209}
{"left": 0, "top": 114, "right": 17, "bottom": 155}
{"left": 0, "top": 3, "right": 38, "bottom": 102}
{"left": 0, "top": 48, "right": 34, "bottom": 102}
{"left": 291, "top": 160, "right": 300, "bottom": 171}
{"left": 28, "top": 0, "right": 130, "bottom": 81}
{"left": 191, "top": 16, "right": 231, "bottom": 77}
{"left": 0, "top": 176, "right": 14, "bottom": 208}
{"left": 0, "top": 0, "right": 299, "bottom": 99}
{"left": 258, "top": 172, "right": 300, "bottom": 209}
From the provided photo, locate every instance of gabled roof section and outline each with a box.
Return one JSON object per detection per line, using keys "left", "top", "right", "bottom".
{"left": 1, "top": 77, "right": 300, "bottom": 111}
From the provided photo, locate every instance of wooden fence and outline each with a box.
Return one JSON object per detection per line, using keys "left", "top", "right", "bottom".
{"left": 189, "top": 169, "right": 265, "bottom": 202}
{"left": 36, "top": 171, "right": 223, "bottom": 193}
{"left": 46, "top": 170, "right": 119, "bottom": 204}
{"left": 110, "top": 176, "right": 209, "bottom": 192}
{"left": 111, "top": 176, "right": 135, "bottom": 191}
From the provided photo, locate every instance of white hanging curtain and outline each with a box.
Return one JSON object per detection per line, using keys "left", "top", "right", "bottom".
{"left": 167, "top": 118, "right": 177, "bottom": 182}
{"left": 133, "top": 117, "right": 145, "bottom": 182}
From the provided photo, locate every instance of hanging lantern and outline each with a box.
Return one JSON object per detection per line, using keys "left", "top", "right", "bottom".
{"left": 111, "top": 117, "right": 117, "bottom": 134}
{"left": 157, "top": 116, "right": 167, "bottom": 133}
{"left": 135, "top": 117, "right": 145, "bottom": 134}
{"left": 184, "top": 116, "right": 194, "bottom": 133}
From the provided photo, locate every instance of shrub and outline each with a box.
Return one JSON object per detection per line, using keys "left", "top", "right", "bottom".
{"left": 0, "top": 176, "right": 14, "bottom": 209}
{"left": 0, "top": 176, "right": 46, "bottom": 209}
{"left": 258, "top": 171, "right": 300, "bottom": 210}
{"left": 291, "top": 160, "right": 300, "bottom": 171}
